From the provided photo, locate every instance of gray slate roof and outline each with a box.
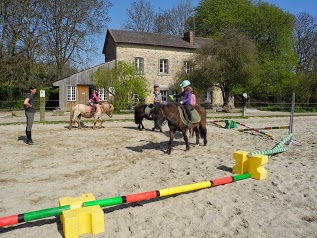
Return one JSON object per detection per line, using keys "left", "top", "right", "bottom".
{"left": 103, "top": 29, "right": 213, "bottom": 51}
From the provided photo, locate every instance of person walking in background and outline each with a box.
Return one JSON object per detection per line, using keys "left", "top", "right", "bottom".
{"left": 89, "top": 89, "right": 100, "bottom": 117}
{"left": 242, "top": 92, "right": 248, "bottom": 116}
{"left": 153, "top": 84, "right": 162, "bottom": 106}
{"left": 173, "top": 80, "right": 193, "bottom": 127}
{"left": 23, "top": 86, "right": 37, "bottom": 145}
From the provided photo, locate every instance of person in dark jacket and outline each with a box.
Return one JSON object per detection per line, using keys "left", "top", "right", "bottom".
{"left": 23, "top": 86, "right": 37, "bottom": 145}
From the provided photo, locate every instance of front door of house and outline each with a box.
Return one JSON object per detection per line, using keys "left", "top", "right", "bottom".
{"left": 77, "top": 85, "right": 89, "bottom": 105}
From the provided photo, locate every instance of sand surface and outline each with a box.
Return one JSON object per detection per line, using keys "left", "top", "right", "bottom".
{"left": 0, "top": 116, "right": 316, "bottom": 238}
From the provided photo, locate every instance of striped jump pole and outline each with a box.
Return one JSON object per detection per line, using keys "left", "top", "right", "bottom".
{"left": 0, "top": 174, "right": 251, "bottom": 228}
{"left": 207, "top": 119, "right": 227, "bottom": 123}
{"left": 238, "top": 125, "right": 289, "bottom": 132}
{"left": 232, "top": 120, "right": 273, "bottom": 138}
{"left": 247, "top": 134, "right": 293, "bottom": 158}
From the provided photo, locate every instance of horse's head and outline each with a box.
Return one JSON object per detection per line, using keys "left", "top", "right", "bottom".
{"left": 100, "top": 103, "right": 114, "bottom": 118}
{"left": 152, "top": 104, "right": 166, "bottom": 130}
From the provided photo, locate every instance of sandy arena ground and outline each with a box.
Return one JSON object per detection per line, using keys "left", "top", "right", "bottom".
{"left": 0, "top": 116, "right": 316, "bottom": 238}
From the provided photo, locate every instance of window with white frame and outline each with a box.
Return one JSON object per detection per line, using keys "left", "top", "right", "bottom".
{"left": 135, "top": 57, "right": 144, "bottom": 74}
{"left": 98, "top": 88, "right": 107, "bottom": 101}
{"left": 184, "top": 61, "right": 192, "bottom": 74}
{"left": 161, "top": 90, "right": 168, "bottom": 103}
{"left": 159, "top": 59, "right": 169, "bottom": 74}
{"left": 67, "top": 86, "right": 76, "bottom": 101}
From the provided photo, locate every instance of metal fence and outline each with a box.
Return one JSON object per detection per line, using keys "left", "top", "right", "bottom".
{"left": 0, "top": 100, "right": 316, "bottom": 112}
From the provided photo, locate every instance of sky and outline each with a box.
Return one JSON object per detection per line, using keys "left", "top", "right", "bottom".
{"left": 88, "top": 0, "right": 317, "bottom": 68}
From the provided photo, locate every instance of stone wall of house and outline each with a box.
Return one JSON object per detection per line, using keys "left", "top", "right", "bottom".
{"left": 116, "top": 44, "right": 194, "bottom": 104}
{"left": 117, "top": 44, "right": 194, "bottom": 86}
{"left": 106, "top": 43, "right": 224, "bottom": 107}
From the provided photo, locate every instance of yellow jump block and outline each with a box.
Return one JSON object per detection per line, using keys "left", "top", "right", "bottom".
{"left": 233, "top": 151, "right": 268, "bottom": 180}
{"left": 59, "top": 193, "right": 105, "bottom": 238}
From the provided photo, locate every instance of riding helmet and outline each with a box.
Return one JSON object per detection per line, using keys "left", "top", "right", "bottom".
{"left": 180, "top": 80, "right": 191, "bottom": 88}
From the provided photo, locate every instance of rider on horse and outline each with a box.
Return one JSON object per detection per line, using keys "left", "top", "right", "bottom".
{"left": 173, "top": 80, "right": 193, "bottom": 127}
{"left": 89, "top": 89, "right": 100, "bottom": 117}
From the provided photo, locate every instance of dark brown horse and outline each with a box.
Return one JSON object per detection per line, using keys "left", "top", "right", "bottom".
{"left": 134, "top": 104, "right": 162, "bottom": 131}
{"left": 152, "top": 102, "right": 207, "bottom": 154}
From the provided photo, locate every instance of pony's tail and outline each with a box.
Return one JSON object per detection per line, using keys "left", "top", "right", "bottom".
{"left": 199, "top": 125, "right": 207, "bottom": 139}
{"left": 134, "top": 107, "right": 140, "bottom": 124}
{"left": 70, "top": 107, "right": 74, "bottom": 123}
{"left": 199, "top": 109, "right": 207, "bottom": 139}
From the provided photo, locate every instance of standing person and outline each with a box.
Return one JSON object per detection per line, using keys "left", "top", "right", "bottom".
{"left": 151, "top": 84, "right": 163, "bottom": 131}
{"left": 23, "top": 86, "right": 37, "bottom": 145}
{"left": 153, "top": 84, "right": 162, "bottom": 105}
{"left": 190, "top": 87, "right": 196, "bottom": 105}
{"left": 89, "top": 89, "right": 100, "bottom": 117}
{"left": 242, "top": 92, "right": 248, "bottom": 116}
{"left": 173, "top": 80, "right": 193, "bottom": 127}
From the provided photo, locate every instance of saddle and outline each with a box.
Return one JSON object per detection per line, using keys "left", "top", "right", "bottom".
{"left": 144, "top": 104, "right": 153, "bottom": 116}
{"left": 85, "top": 104, "right": 100, "bottom": 114}
{"left": 178, "top": 106, "right": 201, "bottom": 125}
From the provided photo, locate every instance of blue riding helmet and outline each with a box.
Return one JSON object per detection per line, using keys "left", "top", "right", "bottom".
{"left": 180, "top": 80, "right": 191, "bottom": 88}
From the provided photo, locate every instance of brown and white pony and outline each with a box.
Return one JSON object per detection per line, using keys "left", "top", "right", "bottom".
{"left": 69, "top": 102, "right": 114, "bottom": 129}
{"left": 152, "top": 102, "right": 207, "bottom": 154}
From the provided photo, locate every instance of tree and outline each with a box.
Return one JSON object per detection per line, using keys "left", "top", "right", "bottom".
{"left": 165, "top": 0, "right": 194, "bottom": 36}
{"left": 0, "top": 0, "right": 112, "bottom": 82}
{"left": 123, "top": 0, "right": 194, "bottom": 35}
{"left": 187, "top": 30, "right": 260, "bottom": 103}
{"left": 123, "top": 0, "right": 156, "bottom": 32}
{"left": 92, "top": 61, "right": 149, "bottom": 108}
{"left": 249, "top": 1, "right": 297, "bottom": 101}
{"left": 40, "top": 0, "right": 112, "bottom": 78}
{"left": 294, "top": 12, "right": 317, "bottom": 75}
{"left": 193, "top": 0, "right": 253, "bottom": 37}
{"left": 193, "top": 0, "right": 297, "bottom": 102}
{"left": 293, "top": 12, "right": 317, "bottom": 104}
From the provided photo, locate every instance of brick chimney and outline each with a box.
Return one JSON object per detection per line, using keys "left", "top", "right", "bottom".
{"left": 183, "top": 31, "right": 194, "bottom": 45}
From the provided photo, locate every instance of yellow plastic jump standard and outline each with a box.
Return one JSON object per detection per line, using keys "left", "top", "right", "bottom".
{"left": 61, "top": 205, "right": 104, "bottom": 238}
{"left": 248, "top": 154, "right": 268, "bottom": 180}
{"left": 233, "top": 151, "right": 268, "bottom": 180}
{"left": 59, "top": 193, "right": 105, "bottom": 238}
{"left": 232, "top": 151, "right": 249, "bottom": 174}
{"left": 59, "top": 193, "right": 96, "bottom": 209}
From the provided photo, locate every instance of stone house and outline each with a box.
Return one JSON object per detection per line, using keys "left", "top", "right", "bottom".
{"left": 52, "top": 29, "right": 223, "bottom": 110}
{"left": 103, "top": 29, "right": 223, "bottom": 105}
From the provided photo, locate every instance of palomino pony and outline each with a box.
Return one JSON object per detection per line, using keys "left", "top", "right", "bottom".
{"left": 152, "top": 102, "right": 207, "bottom": 154}
{"left": 134, "top": 104, "right": 162, "bottom": 132}
{"left": 69, "top": 102, "right": 114, "bottom": 129}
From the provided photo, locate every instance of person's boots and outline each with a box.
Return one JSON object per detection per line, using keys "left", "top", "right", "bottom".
{"left": 187, "top": 111, "right": 192, "bottom": 128}
{"left": 25, "top": 130, "right": 28, "bottom": 144}
{"left": 26, "top": 131, "right": 35, "bottom": 145}
{"left": 91, "top": 106, "right": 95, "bottom": 117}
